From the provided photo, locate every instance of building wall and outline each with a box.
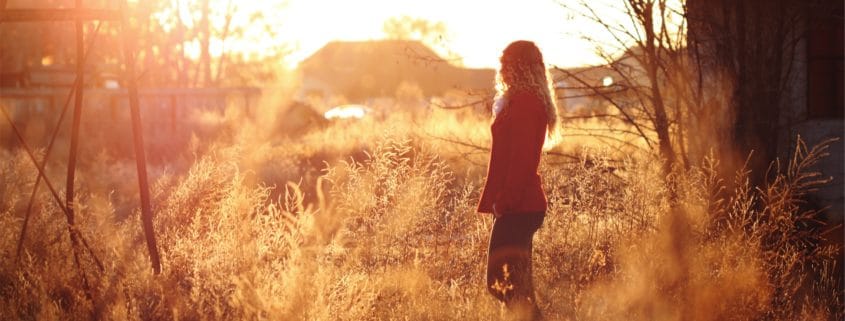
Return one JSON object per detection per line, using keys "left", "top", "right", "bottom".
{"left": 779, "top": 8, "right": 844, "bottom": 223}
{"left": 688, "top": 0, "right": 843, "bottom": 223}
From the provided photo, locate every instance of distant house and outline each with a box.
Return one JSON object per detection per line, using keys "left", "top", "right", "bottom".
{"left": 552, "top": 64, "right": 621, "bottom": 113}
{"left": 551, "top": 47, "right": 653, "bottom": 114}
{"left": 775, "top": 3, "right": 843, "bottom": 223}
{"left": 297, "top": 40, "right": 495, "bottom": 101}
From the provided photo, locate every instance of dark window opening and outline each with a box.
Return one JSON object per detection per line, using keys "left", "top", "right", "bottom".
{"left": 807, "top": 1, "right": 844, "bottom": 119}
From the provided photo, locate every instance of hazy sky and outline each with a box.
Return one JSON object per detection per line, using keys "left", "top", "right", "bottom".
{"left": 160, "top": 0, "right": 677, "bottom": 70}
{"left": 277, "top": 0, "right": 640, "bottom": 69}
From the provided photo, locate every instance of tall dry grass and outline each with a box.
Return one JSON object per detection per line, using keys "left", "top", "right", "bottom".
{"left": 0, "top": 104, "right": 841, "bottom": 320}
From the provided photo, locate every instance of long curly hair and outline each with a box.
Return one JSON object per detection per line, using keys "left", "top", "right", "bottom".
{"left": 494, "top": 40, "right": 559, "bottom": 136}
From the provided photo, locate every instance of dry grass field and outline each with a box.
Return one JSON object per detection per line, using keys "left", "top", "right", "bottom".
{"left": 0, "top": 98, "right": 841, "bottom": 320}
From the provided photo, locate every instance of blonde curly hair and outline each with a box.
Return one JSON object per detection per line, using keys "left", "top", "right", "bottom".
{"left": 494, "top": 40, "right": 559, "bottom": 136}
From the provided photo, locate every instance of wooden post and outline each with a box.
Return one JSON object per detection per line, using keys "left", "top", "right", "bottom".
{"left": 63, "top": 0, "right": 96, "bottom": 306}
{"left": 66, "top": 3, "right": 83, "bottom": 234}
{"left": 66, "top": 4, "right": 83, "bottom": 230}
{"left": 121, "top": 3, "right": 161, "bottom": 275}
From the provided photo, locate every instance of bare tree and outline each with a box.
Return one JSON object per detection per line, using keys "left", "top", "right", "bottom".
{"left": 196, "top": 0, "right": 212, "bottom": 86}
{"left": 129, "top": 0, "right": 290, "bottom": 87}
{"left": 383, "top": 15, "right": 462, "bottom": 65}
{"left": 563, "top": 0, "right": 837, "bottom": 187}
{"left": 558, "top": 0, "right": 688, "bottom": 180}
{"left": 383, "top": 15, "right": 446, "bottom": 44}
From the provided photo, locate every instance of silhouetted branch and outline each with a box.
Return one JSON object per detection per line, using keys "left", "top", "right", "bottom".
{"left": 554, "top": 66, "right": 655, "bottom": 150}
{"left": 0, "top": 106, "right": 105, "bottom": 272}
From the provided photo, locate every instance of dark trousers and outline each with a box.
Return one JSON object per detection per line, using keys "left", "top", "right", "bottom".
{"left": 486, "top": 212, "right": 544, "bottom": 313}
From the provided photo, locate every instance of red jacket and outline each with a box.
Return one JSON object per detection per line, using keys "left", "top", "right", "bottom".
{"left": 477, "top": 89, "right": 548, "bottom": 215}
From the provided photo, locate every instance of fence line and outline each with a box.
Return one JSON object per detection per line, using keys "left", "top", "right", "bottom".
{"left": 0, "top": 87, "right": 262, "bottom": 130}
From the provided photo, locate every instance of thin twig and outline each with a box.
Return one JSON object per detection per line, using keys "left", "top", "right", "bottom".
{"left": 554, "top": 66, "right": 655, "bottom": 149}
{"left": 0, "top": 106, "right": 104, "bottom": 270}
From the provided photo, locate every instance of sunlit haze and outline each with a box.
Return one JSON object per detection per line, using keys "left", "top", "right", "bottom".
{"left": 2, "top": 0, "right": 841, "bottom": 319}
{"left": 209, "top": 0, "right": 649, "bottom": 69}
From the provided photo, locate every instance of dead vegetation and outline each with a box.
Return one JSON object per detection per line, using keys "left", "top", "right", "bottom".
{"left": 0, "top": 106, "right": 840, "bottom": 320}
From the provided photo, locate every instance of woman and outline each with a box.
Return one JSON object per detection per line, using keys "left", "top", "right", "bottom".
{"left": 477, "top": 40, "right": 558, "bottom": 319}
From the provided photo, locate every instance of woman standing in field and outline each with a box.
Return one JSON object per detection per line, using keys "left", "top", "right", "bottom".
{"left": 477, "top": 40, "right": 558, "bottom": 320}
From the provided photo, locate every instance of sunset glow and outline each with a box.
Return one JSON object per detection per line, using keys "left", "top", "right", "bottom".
{"left": 195, "top": 0, "right": 679, "bottom": 69}
{"left": 2, "top": 0, "right": 842, "bottom": 319}
{"left": 281, "top": 0, "right": 590, "bottom": 68}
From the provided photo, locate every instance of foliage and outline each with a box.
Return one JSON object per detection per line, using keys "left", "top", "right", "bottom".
{"left": 0, "top": 0, "right": 289, "bottom": 87}
{"left": 0, "top": 106, "right": 841, "bottom": 320}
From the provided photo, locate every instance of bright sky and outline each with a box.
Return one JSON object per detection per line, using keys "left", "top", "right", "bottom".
{"left": 185, "top": 0, "right": 682, "bottom": 70}
{"left": 278, "top": 0, "right": 626, "bottom": 69}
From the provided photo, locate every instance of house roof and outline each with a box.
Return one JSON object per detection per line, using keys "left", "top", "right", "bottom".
{"left": 298, "top": 40, "right": 494, "bottom": 99}
{"left": 300, "top": 40, "right": 452, "bottom": 72}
